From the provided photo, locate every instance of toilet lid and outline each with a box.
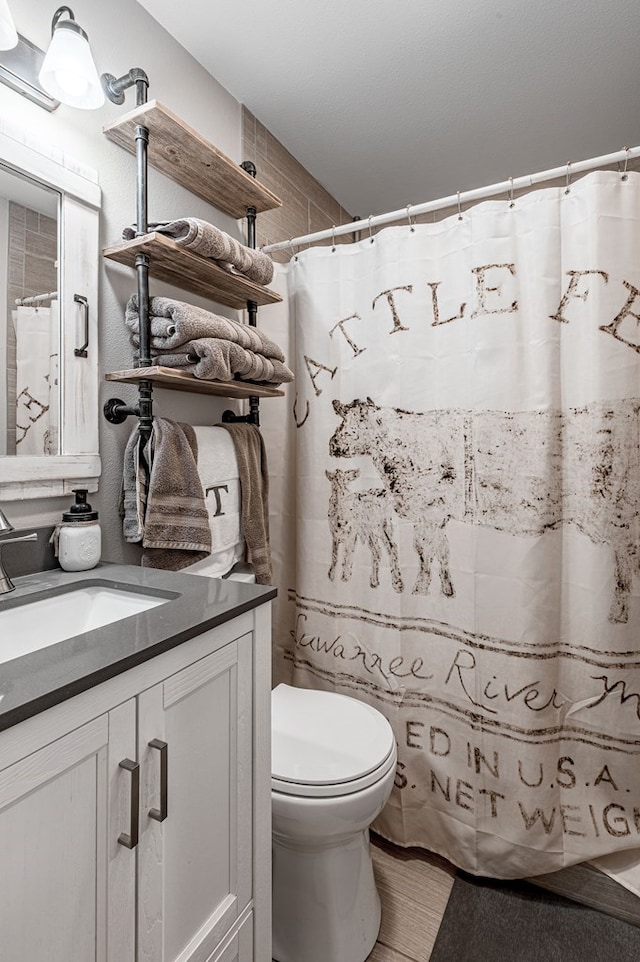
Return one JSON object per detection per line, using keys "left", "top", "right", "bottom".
{"left": 271, "top": 684, "right": 396, "bottom": 796}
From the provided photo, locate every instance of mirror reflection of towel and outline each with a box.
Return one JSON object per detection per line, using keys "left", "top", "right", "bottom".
{"left": 14, "top": 305, "right": 58, "bottom": 456}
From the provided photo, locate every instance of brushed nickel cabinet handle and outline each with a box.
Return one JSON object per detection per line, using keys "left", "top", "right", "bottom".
{"left": 148, "top": 739, "right": 168, "bottom": 822}
{"left": 118, "top": 758, "right": 140, "bottom": 848}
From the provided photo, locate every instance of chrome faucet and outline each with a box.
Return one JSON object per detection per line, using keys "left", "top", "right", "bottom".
{"left": 0, "top": 510, "right": 38, "bottom": 594}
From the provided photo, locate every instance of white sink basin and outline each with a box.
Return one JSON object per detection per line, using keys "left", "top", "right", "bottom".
{"left": 0, "top": 584, "right": 168, "bottom": 663}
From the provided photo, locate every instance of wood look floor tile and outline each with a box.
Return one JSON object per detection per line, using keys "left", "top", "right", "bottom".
{"left": 370, "top": 833, "right": 456, "bottom": 962}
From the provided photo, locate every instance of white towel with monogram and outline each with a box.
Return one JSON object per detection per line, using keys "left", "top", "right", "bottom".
{"left": 185, "top": 426, "right": 245, "bottom": 577}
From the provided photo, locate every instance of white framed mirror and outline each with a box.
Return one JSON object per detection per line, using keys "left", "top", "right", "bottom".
{"left": 0, "top": 123, "right": 101, "bottom": 500}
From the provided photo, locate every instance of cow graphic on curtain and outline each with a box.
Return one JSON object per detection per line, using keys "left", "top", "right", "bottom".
{"left": 329, "top": 397, "right": 640, "bottom": 625}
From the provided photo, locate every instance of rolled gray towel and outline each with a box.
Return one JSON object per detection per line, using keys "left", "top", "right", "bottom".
{"left": 123, "top": 217, "right": 274, "bottom": 286}
{"left": 152, "top": 337, "right": 294, "bottom": 385}
{"left": 126, "top": 295, "right": 286, "bottom": 361}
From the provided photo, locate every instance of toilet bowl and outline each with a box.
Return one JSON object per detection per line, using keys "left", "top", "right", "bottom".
{"left": 271, "top": 683, "right": 397, "bottom": 962}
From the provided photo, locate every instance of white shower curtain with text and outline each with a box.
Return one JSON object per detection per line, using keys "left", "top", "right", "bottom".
{"left": 276, "top": 170, "right": 640, "bottom": 878}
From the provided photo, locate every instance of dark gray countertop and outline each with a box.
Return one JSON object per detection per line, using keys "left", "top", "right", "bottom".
{"left": 0, "top": 563, "right": 276, "bottom": 733}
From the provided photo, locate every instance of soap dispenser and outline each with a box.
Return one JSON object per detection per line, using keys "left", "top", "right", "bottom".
{"left": 57, "top": 489, "right": 102, "bottom": 571}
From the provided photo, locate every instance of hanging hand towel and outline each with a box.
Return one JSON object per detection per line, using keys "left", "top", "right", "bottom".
{"left": 218, "top": 421, "right": 272, "bottom": 585}
{"left": 120, "top": 422, "right": 147, "bottom": 543}
{"left": 152, "top": 337, "right": 294, "bottom": 385}
{"left": 122, "top": 217, "right": 274, "bottom": 286}
{"left": 181, "top": 426, "right": 246, "bottom": 578}
{"left": 137, "top": 418, "right": 212, "bottom": 570}
{"left": 126, "top": 294, "right": 286, "bottom": 360}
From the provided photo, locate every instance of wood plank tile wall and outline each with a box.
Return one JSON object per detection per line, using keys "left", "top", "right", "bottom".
{"left": 242, "top": 107, "right": 354, "bottom": 261}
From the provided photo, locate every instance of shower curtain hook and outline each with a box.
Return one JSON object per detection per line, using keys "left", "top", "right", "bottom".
{"left": 457, "top": 190, "right": 463, "bottom": 221}
{"left": 621, "top": 146, "right": 630, "bottom": 181}
{"left": 331, "top": 226, "right": 337, "bottom": 251}
{"left": 368, "top": 215, "right": 374, "bottom": 243}
{"left": 508, "top": 176, "right": 515, "bottom": 208}
{"left": 406, "top": 204, "right": 415, "bottom": 232}
{"left": 565, "top": 160, "right": 572, "bottom": 195}
{"left": 288, "top": 238, "right": 298, "bottom": 261}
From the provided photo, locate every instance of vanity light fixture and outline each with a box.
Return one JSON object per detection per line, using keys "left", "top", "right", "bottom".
{"left": 38, "top": 6, "right": 104, "bottom": 109}
{"left": 0, "top": 34, "right": 59, "bottom": 111}
{"left": 0, "top": 0, "right": 60, "bottom": 110}
{"left": 0, "top": 0, "right": 18, "bottom": 51}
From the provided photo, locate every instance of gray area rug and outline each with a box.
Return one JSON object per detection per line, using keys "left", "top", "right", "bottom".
{"left": 429, "top": 872, "right": 640, "bottom": 962}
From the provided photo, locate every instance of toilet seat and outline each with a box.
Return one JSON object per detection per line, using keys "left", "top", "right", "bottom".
{"left": 271, "top": 684, "right": 397, "bottom": 798}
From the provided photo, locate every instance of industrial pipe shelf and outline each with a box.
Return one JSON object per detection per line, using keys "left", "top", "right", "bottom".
{"left": 103, "top": 100, "right": 282, "bottom": 218}
{"left": 106, "top": 366, "right": 285, "bottom": 399}
{"left": 103, "top": 232, "right": 282, "bottom": 310}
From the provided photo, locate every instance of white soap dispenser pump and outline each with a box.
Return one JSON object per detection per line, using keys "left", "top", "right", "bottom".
{"left": 57, "top": 488, "right": 102, "bottom": 572}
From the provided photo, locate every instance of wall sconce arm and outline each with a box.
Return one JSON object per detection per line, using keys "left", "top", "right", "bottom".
{"left": 101, "top": 67, "right": 149, "bottom": 106}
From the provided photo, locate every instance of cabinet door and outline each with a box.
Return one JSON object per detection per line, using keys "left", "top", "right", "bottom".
{"left": 0, "top": 715, "right": 109, "bottom": 962}
{"left": 137, "top": 634, "right": 253, "bottom": 962}
{"left": 208, "top": 912, "right": 253, "bottom": 962}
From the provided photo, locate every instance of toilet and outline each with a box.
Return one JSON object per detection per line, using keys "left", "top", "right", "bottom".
{"left": 271, "top": 683, "right": 397, "bottom": 962}
{"left": 189, "top": 564, "right": 396, "bottom": 960}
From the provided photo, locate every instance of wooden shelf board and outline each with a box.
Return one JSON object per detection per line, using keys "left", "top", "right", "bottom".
{"left": 106, "top": 367, "right": 285, "bottom": 399}
{"left": 103, "top": 100, "right": 282, "bottom": 218}
{"left": 102, "top": 233, "right": 282, "bottom": 309}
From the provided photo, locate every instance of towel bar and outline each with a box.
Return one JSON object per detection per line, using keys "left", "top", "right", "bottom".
{"left": 222, "top": 395, "right": 260, "bottom": 427}
{"left": 104, "top": 397, "right": 136, "bottom": 424}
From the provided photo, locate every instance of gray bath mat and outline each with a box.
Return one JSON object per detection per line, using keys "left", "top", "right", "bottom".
{"left": 429, "top": 872, "right": 640, "bottom": 962}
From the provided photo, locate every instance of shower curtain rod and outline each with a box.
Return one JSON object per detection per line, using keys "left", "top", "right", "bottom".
{"left": 14, "top": 291, "right": 58, "bottom": 306}
{"left": 262, "top": 144, "right": 640, "bottom": 254}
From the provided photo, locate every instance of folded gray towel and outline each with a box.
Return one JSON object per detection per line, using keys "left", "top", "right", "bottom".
{"left": 153, "top": 337, "right": 294, "bottom": 385}
{"left": 123, "top": 217, "right": 274, "bottom": 286}
{"left": 218, "top": 422, "right": 272, "bottom": 585}
{"left": 126, "top": 295, "right": 286, "bottom": 360}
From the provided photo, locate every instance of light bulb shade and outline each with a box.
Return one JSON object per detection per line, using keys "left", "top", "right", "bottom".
{"left": 0, "top": 0, "right": 18, "bottom": 51}
{"left": 39, "top": 19, "right": 103, "bottom": 108}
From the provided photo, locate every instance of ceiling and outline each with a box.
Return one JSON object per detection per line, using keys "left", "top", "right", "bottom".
{"left": 138, "top": 0, "right": 638, "bottom": 219}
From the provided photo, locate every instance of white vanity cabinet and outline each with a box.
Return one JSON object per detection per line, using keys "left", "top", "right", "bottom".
{"left": 0, "top": 601, "right": 271, "bottom": 962}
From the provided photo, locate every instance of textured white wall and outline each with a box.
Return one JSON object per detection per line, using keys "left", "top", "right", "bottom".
{"left": 1, "top": 0, "right": 247, "bottom": 563}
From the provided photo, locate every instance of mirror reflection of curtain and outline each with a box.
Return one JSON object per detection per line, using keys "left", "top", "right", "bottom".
{"left": 0, "top": 197, "right": 7, "bottom": 455}
{"left": 13, "top": 304, "right": 58, "bottom": 455}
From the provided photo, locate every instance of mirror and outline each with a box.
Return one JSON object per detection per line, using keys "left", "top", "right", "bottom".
{"left": 1, "top": 163, "right": 60, "bottom": 457}
{"left": 0, "top": 126, "right": 101, "bottom": 500}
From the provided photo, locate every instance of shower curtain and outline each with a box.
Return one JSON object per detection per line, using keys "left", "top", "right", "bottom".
{"left": 261, "top": 170, "right": 640, "bottom": 879}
